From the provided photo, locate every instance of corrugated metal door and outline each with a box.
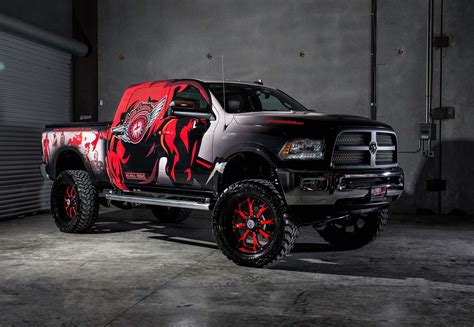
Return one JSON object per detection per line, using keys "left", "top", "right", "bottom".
{"left": 0, "top": 32, "right": 71, "bottom": 219}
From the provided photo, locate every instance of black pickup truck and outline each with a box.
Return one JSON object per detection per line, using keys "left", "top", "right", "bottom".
{"left": 41, "top": 79, "right": 404, "bottom": 267}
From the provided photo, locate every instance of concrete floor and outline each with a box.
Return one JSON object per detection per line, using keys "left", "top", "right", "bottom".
{"left": 0, "top": 209, "right": 473, "bottom": 326}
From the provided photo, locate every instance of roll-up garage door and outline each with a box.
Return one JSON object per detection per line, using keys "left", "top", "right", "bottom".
{"left": 0, "top": 32, "right": 72, "bottom": 219}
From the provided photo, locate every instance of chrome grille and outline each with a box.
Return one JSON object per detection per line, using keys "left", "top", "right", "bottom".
{"left": 336, "top": 132, "right": 370, "bottom": 146}
{"left": 332, "top": 130, "right": 397, "bottom": 168}
{"left": 376, "top": 133, "right": 396, "bottom": 146}
{"left": 332, "top": 151, "right": 369, "bottom": 165}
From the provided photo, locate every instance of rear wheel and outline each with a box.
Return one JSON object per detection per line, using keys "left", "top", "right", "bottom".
{"left": 315, "top": 209, "right": 388, "bottom": 249}
{"left": 212, "top": 179, "right": 298, "bottom": 268}
{"left": 150, "top": 206, "right": 192, "bottom": 223}
{"left": 51, "top": 170, "right": 99, "bottom": 233}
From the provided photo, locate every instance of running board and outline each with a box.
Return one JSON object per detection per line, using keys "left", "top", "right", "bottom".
{"left": 105, "top": 193, "right": 211, "bottom": 211}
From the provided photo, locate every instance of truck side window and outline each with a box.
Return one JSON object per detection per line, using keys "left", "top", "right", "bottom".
{"left": 172, "top": 85, "right": 210, "bottom": 111}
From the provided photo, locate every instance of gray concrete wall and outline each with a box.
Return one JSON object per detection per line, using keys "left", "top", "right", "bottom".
{"left": 98, "top": 0, "right": 371, "bottom": 120}
{"left": 378, "top": 0, "right": 474, "bottom": 214}
{"left": 98, "top": 0, "right": 474, "bottom": 214}
{"left": 0, "top": 0, "right": 72, "bottom": 37}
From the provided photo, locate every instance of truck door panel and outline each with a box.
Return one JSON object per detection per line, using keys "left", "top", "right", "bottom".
{"left": 107, "top": 80, "right": 216, "bottom": 191}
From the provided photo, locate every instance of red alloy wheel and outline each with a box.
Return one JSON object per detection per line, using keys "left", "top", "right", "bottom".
{"left": 230, "top": 195, "right": 275, "bottom": 254}
{"left": 63, "top": 185, "right": 77, "bottom": 219}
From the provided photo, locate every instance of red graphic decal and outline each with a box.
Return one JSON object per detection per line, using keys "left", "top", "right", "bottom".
{"left": 43, "top": 134, "right": 50, "bottom": 163}
{"left": 196, "top": 158, "right": 212, "bottom": 169}
{"left": 106, "top": 138, "right": 130, "bottom": 190}
{"left": 91, "top": 132, "right": 100, "bottom": 150}
{"left": 161, "top": 119, "right": 180, "bottom": 182}
{"left": 146, "top": 142, "right": 156, "bottom": 158}
{"left": 138, "top": 160, "right": 159, "bottom": 185}
{"left": 112, "top": 97, "right": 167, "bottom": 144}
{"left": 107, "top": 80, "right": 213, "bottom": 189}
{"left": 68, "top": 133, "right": 83, "bottom": 147}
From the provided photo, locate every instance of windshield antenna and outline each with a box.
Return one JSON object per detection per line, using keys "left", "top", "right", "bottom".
{"left": 221, "top": 54, "right": 226, "bottom": 112}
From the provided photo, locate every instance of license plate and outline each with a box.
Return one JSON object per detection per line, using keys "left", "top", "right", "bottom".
{"left": 371, "top": 186, "right": 387, "bottom": 198}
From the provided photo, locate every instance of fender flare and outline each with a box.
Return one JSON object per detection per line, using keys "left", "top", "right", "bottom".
{"left": 221, "top": 143, "right": 279, "bottom": 167}
{"left": 212, "top": 143, "right": 281, "bottom": 193}
{"left": 50, "top": 146, "right": 94, "bottom": 180}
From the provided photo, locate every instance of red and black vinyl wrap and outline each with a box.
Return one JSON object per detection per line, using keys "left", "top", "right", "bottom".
{"left": 106, "top": 80, "right": 213, "bottom": 190}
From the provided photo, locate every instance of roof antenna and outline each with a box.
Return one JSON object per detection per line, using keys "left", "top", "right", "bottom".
{"left": 221, "top": 54, "right": 226, "bottom": 112}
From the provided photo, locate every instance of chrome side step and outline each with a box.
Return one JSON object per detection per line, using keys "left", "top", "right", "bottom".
{"left": 105, "top": 193, "right": 211, "bottom": 211}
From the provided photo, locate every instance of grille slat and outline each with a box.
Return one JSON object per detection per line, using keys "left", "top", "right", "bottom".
{"left": 332, "top": 151, "right": 369, "bottom": 165}
{"left": 332, "top": 131, "right": 397, "bottom": 168}
{"left": 376, "top": 134, "right": 396, "bottom": 146}
{"left": 376, "top": 151, "right": 395, "bottom": 165}
{"left": 336, "top": 132, "right": 370, "bottom": 146}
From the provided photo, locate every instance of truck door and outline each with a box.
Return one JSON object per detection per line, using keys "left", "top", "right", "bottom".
{"left": 107, "top": 80, "right": 215, "bottom": 191}
{"left": 107, "top": 81, "right": 171, "bottom": 190}
{"left": 156, "top": 80, "right": 215, "bottom": 190}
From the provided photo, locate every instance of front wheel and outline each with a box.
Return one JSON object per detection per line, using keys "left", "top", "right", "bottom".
{"left": 315, "top": 209, "right": 389, "bottom": 249}
{"left": 51, "top": 170, "right": 99, "bottom": 233}
{"left": 212, "top": 179, "right": 298, "bottom": 268}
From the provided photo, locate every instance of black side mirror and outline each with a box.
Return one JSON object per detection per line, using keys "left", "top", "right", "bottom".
{"left": 169, "top": 100, "right": 214, "bottom": 120}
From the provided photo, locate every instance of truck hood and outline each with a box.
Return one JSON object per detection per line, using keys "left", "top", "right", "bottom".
{"left": 232, "top": 111, "right": 392, "bottom": 130}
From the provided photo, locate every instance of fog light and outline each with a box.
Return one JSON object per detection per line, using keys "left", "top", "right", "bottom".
{"left": 301, "top": 177, "right": 328, "bottom": 191}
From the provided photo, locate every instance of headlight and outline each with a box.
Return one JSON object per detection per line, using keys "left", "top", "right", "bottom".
{"left": 279, "top": 139, "right": 325, "bottom": 160}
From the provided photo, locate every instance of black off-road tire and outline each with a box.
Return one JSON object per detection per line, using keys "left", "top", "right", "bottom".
{"left": 315, "top": 209, "right": 389, "bottom": 249}
{"left": 150, "top": 206, "right": 192, "bottom": 223}
{"left": 51, "top": 170, "right": 99, "bottom": 233}
{"left": 212, "top": 179, "right": 298, "bottom": 268}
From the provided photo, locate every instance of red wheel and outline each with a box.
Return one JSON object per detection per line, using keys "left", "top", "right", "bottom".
{"left": 213, "top": 179, "right": 298, "bottom": 267}
{"left": 63, "top": 185, "right": 78, "bottom": 219}
{"left": 229, "top": 195, "right": 275, "bottom": 254}
{"left": 51, "top": 170, "right": 99, "bottom": 233}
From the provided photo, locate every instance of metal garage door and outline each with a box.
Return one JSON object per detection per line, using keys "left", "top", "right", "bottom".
{"left": 0, "top": 32, "right": 71, "bottom": 219}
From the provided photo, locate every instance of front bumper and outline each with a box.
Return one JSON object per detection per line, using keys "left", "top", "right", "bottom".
{"left": 277, "top": 167, "right": 404, "bottom": 206}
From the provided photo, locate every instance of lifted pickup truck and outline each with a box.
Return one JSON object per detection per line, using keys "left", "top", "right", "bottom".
{"left": 41, "top": 79, "right": 403, "bottom": 267}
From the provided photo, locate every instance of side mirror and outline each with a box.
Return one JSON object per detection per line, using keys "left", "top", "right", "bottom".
{"left": 169, "top": 100, "right": 215, "bottom": 120}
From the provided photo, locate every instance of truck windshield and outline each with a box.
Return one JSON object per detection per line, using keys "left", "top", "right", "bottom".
{"left": 207, "top": 83, "right": 307, "bottom": 113}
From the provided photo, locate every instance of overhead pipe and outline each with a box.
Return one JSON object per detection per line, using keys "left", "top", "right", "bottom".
{"left": 0, "top": 13, "right": 88, "bottom": 56}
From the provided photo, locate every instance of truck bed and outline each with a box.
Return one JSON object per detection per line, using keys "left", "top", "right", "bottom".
{"left": 42, "top": 122, "right": 110, "bottom": 182}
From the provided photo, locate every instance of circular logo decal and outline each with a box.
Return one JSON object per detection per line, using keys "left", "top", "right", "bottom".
{"left": 128, "top": 116, "right": 147, "bottom": 143}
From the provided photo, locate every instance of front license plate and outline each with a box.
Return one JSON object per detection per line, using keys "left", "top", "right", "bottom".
{"left": 371, "top": 186, "right": 387, "bottom": 199}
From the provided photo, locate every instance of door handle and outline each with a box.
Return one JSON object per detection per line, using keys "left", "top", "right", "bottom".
{"left": 159, "top": 130, "right": 172, "bottom": 135}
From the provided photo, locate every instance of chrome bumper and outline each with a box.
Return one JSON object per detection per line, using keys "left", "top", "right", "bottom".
{"left": 277, "top": 168, "right": 404, "bottom": 206}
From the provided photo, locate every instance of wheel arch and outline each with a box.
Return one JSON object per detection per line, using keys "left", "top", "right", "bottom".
{"left": 52, "top": 147, "right": 93, "bottom": 179}
{"left": 217, "top": 146, "right": 281, "bottom": 195}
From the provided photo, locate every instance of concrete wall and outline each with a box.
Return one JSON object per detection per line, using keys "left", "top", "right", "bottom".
{"left": 378, "top": 0, "right": 474, "bottom": 214}
{"left": 98, "top": 0, "right": 474, "bottom": 214}
{"left": 1, "top": 0, "right": 72, "bottom": 37}
{"left": 98, "top": 0, "right": 371, "bottom": 120}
